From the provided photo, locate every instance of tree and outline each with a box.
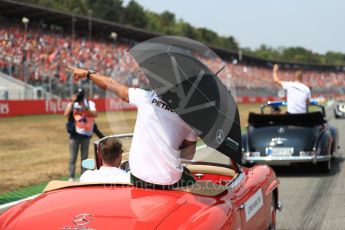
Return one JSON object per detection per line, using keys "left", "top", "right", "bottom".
{"left": 146, "top": 12, "right": 161, "bottom": 31}
{"left": 198, "top": 28, "right": 217, "bottom": 44}
{"left": 281, "top": 47, "right": 319, "bottom": 63}
{"left": 323, "top": 52, "right": 345, "bottom": 65}
{"left": 159, "top": 11, "right": 175, "bottom": 34}
{"left": 85, "top": 0, "right": 124, "bottom": 22}
{"left": 254, "top": 45, "right": 280, "bottom": 60}
{"left": 221, "top": 36, "right": 239, "bottom": 51}
{"left": 176, "top": 21, "right": 198, "bottom": 39}
{"left": 123, "top": 0, "right": 147, "bottom": 28}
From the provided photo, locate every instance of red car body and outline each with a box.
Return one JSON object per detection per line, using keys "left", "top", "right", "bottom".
{"left": 0, "top": 38, "right": 281, "bottom": 229}
{"left": 0, "top": 159, "right": 279, "bottom": 230}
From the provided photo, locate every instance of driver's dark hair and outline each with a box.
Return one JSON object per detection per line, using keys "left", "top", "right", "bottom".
{"left": 100, "top": 137, "right": 123, "bottom": 164}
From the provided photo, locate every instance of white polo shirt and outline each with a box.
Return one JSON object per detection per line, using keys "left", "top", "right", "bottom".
{"left": 80, "top": 166, "right": 130, "bottom": 183}
{"left": 282, "top": 81, "right": 311, "bottom": 114}
{"left": 128, "top": 88, "right": 198, "bottom": 185}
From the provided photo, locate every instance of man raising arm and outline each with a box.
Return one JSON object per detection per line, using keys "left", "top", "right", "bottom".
{"left": 272, "top": 64, "right": 283, "bottom": 87}
{"left": 70, "top": 67, "right": 129, "bottom": 102}
{"left": 68, "top": 66, "right": 197, "bottom": 189}
{"left": 272, "top": 64, "right": 311, "bottom": 114}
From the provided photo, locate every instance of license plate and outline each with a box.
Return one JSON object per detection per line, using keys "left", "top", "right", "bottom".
{"left": 265, "top": 147, "right": 294, "bottom": 156}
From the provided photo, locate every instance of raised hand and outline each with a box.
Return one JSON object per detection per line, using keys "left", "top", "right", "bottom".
{"left": 273, "top": 64, "right": 279, "bottom": 73}
{"left": 66, "top": 66, "right": 88, "bottom": 81}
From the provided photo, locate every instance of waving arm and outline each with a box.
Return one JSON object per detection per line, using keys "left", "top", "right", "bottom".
{"left": 67, "top": 66, "right": 129, "bottom": 102}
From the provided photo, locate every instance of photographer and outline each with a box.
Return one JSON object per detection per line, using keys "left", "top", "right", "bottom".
{"left": 64, "top": 88, "right": 97, "bottom": 182}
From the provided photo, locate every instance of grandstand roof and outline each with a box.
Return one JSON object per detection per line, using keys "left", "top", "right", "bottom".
{"left": 1, "top": 0, "right": 344, "bottom": 71}
{"left": 0, "top": 0, "right": 162, "bottom": 41}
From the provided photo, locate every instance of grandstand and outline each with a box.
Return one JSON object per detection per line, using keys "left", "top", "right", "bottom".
{"left": 0, "top": 0, "right": 344, "bottom": 100}
{"left": 0, "top": 71, "right": 42, "bottom": 99}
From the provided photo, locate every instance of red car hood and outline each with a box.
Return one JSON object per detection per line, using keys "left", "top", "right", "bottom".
{"left": 0, "top": 185, "right": 223, "bottom": 229}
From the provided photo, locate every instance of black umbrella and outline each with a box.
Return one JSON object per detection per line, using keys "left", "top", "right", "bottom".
{"left": 130, "top": 37, "right": 242, "bottom": 163}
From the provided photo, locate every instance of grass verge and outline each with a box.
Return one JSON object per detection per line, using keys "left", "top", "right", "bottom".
{"left": 0, "top": 104, "right": 260, "bottom": 197}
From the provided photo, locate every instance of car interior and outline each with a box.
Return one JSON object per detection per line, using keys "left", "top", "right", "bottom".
{"left": 43, "top": 135, "right": 240, "bottom": 197}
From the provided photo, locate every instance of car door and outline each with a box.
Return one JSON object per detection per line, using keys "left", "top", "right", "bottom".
{"left": 231, "top": 172, "right": 268, "bottom": 230}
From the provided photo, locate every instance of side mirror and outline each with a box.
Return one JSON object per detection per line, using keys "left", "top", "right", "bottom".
{"left": 82, "top": 159, "right": 96, "bottom": 170}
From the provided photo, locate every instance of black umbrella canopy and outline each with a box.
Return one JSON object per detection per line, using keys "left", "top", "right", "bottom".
{"left": 130, "top": 36, "right": 242, "bottom": 163}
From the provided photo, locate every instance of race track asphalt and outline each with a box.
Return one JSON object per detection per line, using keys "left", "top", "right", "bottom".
{"left": 275, "top": 112, "right": 345, "bottom": 230}
{"left": 195, "top": 107, "right": 345, "bottom": 230}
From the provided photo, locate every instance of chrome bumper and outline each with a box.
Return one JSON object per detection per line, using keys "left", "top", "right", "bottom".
{"left": 243, "top": 154, "right": 331, "bottom": 165}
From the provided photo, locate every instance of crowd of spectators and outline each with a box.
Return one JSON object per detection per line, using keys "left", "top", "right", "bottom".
{"left": 1, "top": 20, "right": 344, "bottom": 98}
{"left": 229, "top": 63, "right": 345, "bottom": 95}
{"left": 0, "top": 20, "right": 148, "bottom": 98}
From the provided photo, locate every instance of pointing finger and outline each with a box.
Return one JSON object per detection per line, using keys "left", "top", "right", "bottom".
{"left": 66, "top": 65, "right": 75, "bottom": 73}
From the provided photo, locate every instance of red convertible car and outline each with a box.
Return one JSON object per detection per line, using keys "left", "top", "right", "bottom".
{"left": 0, "top": 134, "right": 281, "bottom": 230}
{"left": 1, "top": 38, "right": 281, "bottom": 229}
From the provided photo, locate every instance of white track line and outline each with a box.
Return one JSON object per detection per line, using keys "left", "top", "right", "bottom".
{"left": 0, "top": 194, "right": 40, "bottom": 212}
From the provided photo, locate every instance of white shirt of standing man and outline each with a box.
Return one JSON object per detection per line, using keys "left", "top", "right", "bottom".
{"left": 281, "top": 81, "right": 311, "bottom": 114}
{"left": 128, "top": 88, "right": 197, "bottom": 185}
{"left": 272, "top": 64, "right": 311, "bottom": 114}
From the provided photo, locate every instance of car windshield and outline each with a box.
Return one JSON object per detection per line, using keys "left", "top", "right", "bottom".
{"left": 97, "top": 134, "right": 232, "bottom": 169}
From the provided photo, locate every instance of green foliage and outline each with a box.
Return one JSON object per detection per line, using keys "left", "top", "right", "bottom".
{"left": 15, "top": 0, "right": 345, "bottom": 65}
{"left": 249, "top": 45, "right": 345, "bottom": 65}
{"left": 146, "top": 11, "right": 176, "bottom": 34}
{"left": 146, "top": 11, "right": 161, "bottom": 31}
{"left": 253, "top": 45, "right": 280, "bottom": 60}
{"left": 221, "top": 36, "right": 239, "bottom": 51}
{"left": 86, "top": 0, "right": 124, "bottom": 22}
{"left": 123, "top": 0, "right": 147, "bottom": 28}
{"left": 160, "top": 11, "right": 176, "bottom": 30}
{"left": 322, "top": 52, "right": 345, "bottom": 65}
{"left": 280, "top": 47, "right": 320, "bottom": 63}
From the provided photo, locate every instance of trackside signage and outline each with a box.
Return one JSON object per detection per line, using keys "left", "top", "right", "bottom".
{"left": 1, "top": 96, "right": 285, "bottom": 118}
{"left": 45, "top": 100, "right": 69, "bottom": 114}
{"left": 238, "top": 96, "right": 281, "bottom": 103}
{"left": 0, "top": 102, "right": 10, "bottom": 115}
{"left": 0, "top": 99, "right": 136, "bottom": 118}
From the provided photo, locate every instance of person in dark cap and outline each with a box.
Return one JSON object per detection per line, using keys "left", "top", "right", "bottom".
{"left": 64, "top": 88, "right": 98, "bottom": 181}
